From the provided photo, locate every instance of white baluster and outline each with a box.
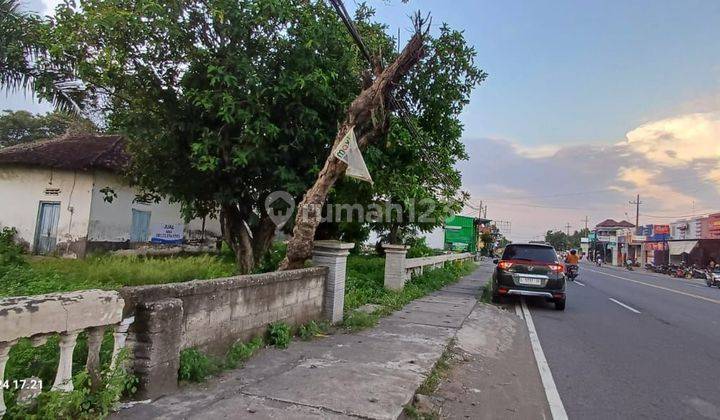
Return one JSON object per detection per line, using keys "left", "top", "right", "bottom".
{"left": 0, "top": 341, "right": 16, "bottom": 418}
{"left": 110, "top": 317, "right": 134, "bottom": 371}
{"left": 52, "top": 331, "right": 80, "bottom": 392}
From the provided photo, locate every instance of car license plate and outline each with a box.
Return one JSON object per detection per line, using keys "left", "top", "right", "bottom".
{"left": 518, "top": 276, "right": 542, "bottom": 286}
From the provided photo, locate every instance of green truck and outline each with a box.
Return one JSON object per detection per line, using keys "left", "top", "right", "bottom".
{"left": 443, "top": 215, "right": 492, "bottom": 253}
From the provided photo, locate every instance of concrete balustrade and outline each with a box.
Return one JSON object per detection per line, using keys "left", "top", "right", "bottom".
{"left": 383, "top": 244, "right": 474, "bottom": 290}
{"left": 0, "top": 290, "right": 128, "bottom": 417}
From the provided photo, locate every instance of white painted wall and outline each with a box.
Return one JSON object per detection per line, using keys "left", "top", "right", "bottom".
{"left": 87, "top": 170, "right": 221, "bottom": 243}
{"left": 0, "top": 165, "right": 221, "bottom": 254}
{"left": 0, "top": 165, "right": 94, "bottom": 251}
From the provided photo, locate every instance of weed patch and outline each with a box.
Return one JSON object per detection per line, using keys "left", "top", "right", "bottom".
{"left": 297, "top": 320, "right": 329, "bottom": 341}
{"left": 480, "top": 280, "right": 493, "bottom": 303}
{"left": 417, "top": 339, "right": 455, "bottom": 395}
{"left": 342, "top": 310, "right": 379, "bottom": 332}
{"left": 267, "top": 322, "right": 292, "bottom": 349}
{"left": 343, "top": 257, "right": 475, "bottom": 331}
{"left": 5, "top": 349, "right": 137, "bottom": 419}
{"left": 178, "top": 348, "right": 221, "bottom": 382}
{"left": 225, "top": 337, "right": 264, "bottom": 369}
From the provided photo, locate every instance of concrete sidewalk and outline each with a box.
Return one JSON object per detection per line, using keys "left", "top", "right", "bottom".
{"left": 114, "top": 262, "right": 494, "bottom": 420}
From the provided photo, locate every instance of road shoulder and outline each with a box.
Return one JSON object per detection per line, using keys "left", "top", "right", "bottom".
{"left": 409, "top": 303, "right": 552, "bottom": 419}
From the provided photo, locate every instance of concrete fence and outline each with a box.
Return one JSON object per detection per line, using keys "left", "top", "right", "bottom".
{"left": 0, "top": 290, "right": 132, "bottom": 418}
{"left": 0, "top": 240, "right": 353, "bottom": 409}
{"left": 383, "top": 244, "right": 474, "bottom": 290}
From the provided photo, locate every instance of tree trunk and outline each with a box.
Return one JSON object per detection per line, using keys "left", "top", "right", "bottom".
{"left": 279, "top": 33, "right": 425, "bottom": 270}
{"left": 252, "top": 213, "right": 277, "bottom": 266}
{"left": 388, "top": 224, "right": 400, "bottom": 245}
{"left": 220, "top": 203, "right": 255, "bottom": 274}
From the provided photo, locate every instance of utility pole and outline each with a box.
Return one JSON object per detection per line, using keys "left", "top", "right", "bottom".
{"left": 565, "top": 222, "right": 572, "bottom": 236}
{"left": 478, "top": 200, "right": 483, "bottom": 218}
{"left": 581, "top": 216, "right": 589, "bottom": 231}
{"left": 629, "top": 194, "right": 642, "bottom": 231}
{"left": 483, "top": 205, "right": 488, "bottom": 219}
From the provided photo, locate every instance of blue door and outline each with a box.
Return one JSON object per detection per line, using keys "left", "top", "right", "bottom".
{"left": 130, "top": 209, "right": 151, "bottom": 242}
{"left": 35, "top": 202, "right": 61, "bottom": 254}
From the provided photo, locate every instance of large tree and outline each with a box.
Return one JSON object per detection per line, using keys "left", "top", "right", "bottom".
{"left": 36, "top": 0, "right": 386, "bottom": 273}
{"left": 0, "top": 110, "right": 97, "bottom": 148}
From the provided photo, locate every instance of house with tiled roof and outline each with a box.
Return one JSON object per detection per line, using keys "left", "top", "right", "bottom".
{"left": 0, "top": 134, "right": 220, "bottom": 256}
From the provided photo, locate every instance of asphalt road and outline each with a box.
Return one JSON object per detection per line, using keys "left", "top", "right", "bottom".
{"left": 524, "top": 262, "right": 720, "bottom": 420}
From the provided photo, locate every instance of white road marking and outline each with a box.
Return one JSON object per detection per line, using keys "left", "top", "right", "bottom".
{"left": 514, "top": 302, "right": 524, "bottom": 319}
{"left": 586, "top": 268, "right": 720, "bottom": 305}
{"left": 608, "top": 298, "right": 641, "bottom": 314}
{"left": 520, "top": 299, "right": 568, "bottom": 420}
{"left": 573, "top": 280, "right": 585, "bottom": 286}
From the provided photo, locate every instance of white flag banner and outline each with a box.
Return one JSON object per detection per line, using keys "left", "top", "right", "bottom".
{"left": 332, "top": 126, "right": 373, "bottom": 184}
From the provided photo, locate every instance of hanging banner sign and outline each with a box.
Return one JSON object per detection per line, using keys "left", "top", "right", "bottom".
{"left": 332, "top": 126, "right": 373, "bottom": 184}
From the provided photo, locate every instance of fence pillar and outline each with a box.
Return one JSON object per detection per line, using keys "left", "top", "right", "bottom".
{"left": 132, "top": 298, "right": 183, "bottom": 400}
{"left": 313, "top": 240, "right": 354, "bottom": 324}
{"left": 383, "top": 244, "right": 409, "bottom": 291}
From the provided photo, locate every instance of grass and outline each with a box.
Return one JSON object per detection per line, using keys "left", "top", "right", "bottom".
{"left": 479, "top": 280, "right": 493, "bottom": 303}
{"left": 0, "top": 254, "right": 236, "bottom": 298}
{"left": 343, "top": 256, "right": 475, "bottom": 331}
{"left": 417, "top": 339, "right": 455, "bottom": 395}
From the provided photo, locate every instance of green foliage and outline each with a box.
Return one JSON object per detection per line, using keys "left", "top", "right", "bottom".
{"left": 544, "top": 228, "right": 589, "bottom": 251}
{"left": 479, "top": 281, "right": 493, "bottom": 303}
{"left": 342, "top": 310, "right": 379, "bottom": 332}
{"left": 178, "top": 348, "right": 220, "bottom": 383}
{"left": 225, "top": 337, "right": 264, "bottom": 370}
{"left": 267, "top": 322, "right": 292, "bottom": 349}
{"left": 297, "top": 320, "right": 328, "bottom": 341}
{"left": 406, "top": 236, "right": 436, "bottom": 258}
{"left": 0, "top": 254, "right": 235, "bottom": 298}
{"left": 253, "top": 242, "right": 287, "bottom": 274}
{"left": 6, "top": 349, "right": 136, "bottom": 419}
{"left": 0, "top": 110, "right": 97, "bottom": 148}
{"left": 344, "top": 256, "right": 475, "bottom": 331}
{"left": 0, "top": 226, "right": 25, "bottom": 277}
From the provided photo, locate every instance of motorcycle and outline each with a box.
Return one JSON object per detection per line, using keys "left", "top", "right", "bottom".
{"left": 706, "top": 269, "right": 720, "bottom": 288}
{"left": 566, "top": 264, "right": 579, "bottom": 281}
{"left": 624, "top": 260, "right": 634, "bottom": 271}
{"left": 671, "top": 265, "right": 693, "bottom": 279}
{"left": 692, "top": 266, "right": 708, "bottom": 279}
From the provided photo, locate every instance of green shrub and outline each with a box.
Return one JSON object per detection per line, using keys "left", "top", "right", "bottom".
{"left": 406, "top": 237, "right": 435, "bottom": 258}
{"left": 0, "top": 227, "right": 26, "bottom": 276}
{"left": 178, "top": 348, "right": 220, "bottom": 382}
{"left": 267, "top": 322, "right": 292, "bottom": 349}
{"left": 225, "top": 337, "right": 264, "bottom": 369}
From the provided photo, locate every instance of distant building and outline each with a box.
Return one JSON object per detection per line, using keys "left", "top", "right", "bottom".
{"left": 0, "top": 135, "right": 220, "bottom": 257}
{"left": 591, "top": 219, "right": 635, "bottom": 266}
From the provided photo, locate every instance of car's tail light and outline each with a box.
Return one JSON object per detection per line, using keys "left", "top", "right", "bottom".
{"left": 497, "top": 261, "right": 513, "bottom": 270}
{"left": 548, "top": 263, "right": 564, "bottom": 273}
{"left": 498, "top": 287, "right": 508, "bottom": 294}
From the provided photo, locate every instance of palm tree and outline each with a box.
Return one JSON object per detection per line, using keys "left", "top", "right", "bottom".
{"left": 0, "top": 0, "right": 84, "bottom": 112}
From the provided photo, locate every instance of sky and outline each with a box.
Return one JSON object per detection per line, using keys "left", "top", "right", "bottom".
{"left": 4, "top": 0, "right": 720, "bottom": 245}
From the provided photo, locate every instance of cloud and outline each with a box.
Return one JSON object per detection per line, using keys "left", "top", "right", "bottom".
{"left": 624, "top": 112, "right": 720, "bottom": 167}
{"left": 457, "top": 111, "right": 720, "bottom": 241}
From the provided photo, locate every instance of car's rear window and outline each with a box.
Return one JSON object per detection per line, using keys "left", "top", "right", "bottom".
{"left": 502, "top": 245, "right": 558, "bottom": 263}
